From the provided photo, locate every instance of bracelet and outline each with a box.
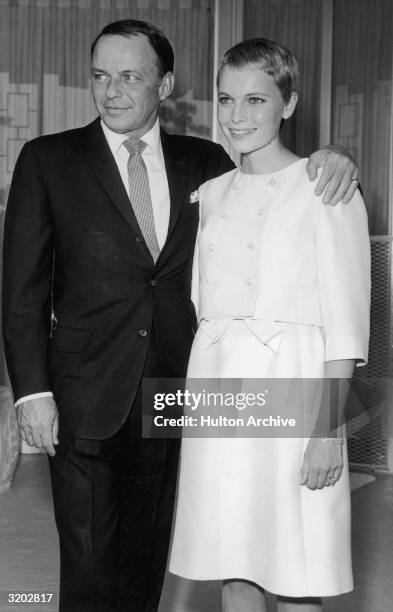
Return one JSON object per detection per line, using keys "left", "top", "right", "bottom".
{"left": 311, "top": 433, "right": 343, "bottom": 445}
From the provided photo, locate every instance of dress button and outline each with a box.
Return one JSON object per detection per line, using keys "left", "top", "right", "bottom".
{"left": 208, "top": 243, "right": 215, "bottom": 252}
{"left": 268, "top": 178, "right": 276, "bottom": 187}
{"left": 138, "top": 329, "right": 148, "bottom": 337}
{"left": 247, "top": 242, "right": 256, "bottom": 250}
{"left": 220, "top": 210, "right": 230, "bottom": 219}
{"left": 232, "top": 183, "right": 238, "bottom": 190}
{"left": 258, "top": 209, "right": 265, "bottom": 216}
{"left": 150, "top": 280, "right": 157, "bottom": 287}
{"left": 136, "top": 235, "right": 142, "bottom": 242}
{"left": 244, "top": 277, "right": 254, "bottom": 286}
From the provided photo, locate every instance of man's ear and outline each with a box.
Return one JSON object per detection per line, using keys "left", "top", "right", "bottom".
{"left": 282, "top": 92, "right": 298, "bottom": 120}
{"left": 159, "top": 72, "right": 175, "bottom": 101}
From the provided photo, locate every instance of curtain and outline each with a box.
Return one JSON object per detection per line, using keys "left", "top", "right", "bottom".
{"left": 243, "top": 0, "right": 322, "bottom": 158}
{"left": 331, "top": 0, "right": 392, "bottom": 235}
{"left": 0, "top": 0, "right": 215, "bottom": 385}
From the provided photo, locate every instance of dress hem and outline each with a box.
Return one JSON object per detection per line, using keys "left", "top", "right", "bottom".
{"left": 168, "top": 570, "right": 353, "bottom": 599}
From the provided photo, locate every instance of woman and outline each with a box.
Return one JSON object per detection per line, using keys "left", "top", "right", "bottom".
{"left": 169, "top": 38, "right": 370, "bottom": 612}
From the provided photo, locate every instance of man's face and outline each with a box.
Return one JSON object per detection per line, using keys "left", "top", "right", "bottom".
{"left": 91, "top": 34, "right": 173, "bottom": 137}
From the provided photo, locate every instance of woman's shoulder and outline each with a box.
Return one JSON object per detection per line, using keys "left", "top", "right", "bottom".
{"left": 281, "top": 157, "right": 310, "bottom": 185}
{"left": 260, "top": 158, "right": 311, "bottom": 197}
{"left": 270, "top": 158, "right": 315, "bottom": 206}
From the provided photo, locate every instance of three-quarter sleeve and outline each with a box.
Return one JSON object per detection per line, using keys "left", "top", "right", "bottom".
{"left": 316, "top": 189, "right": 371, "bottom": 365}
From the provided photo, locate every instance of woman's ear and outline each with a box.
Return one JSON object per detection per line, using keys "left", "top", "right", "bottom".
{"left": 282, "top": 92, "right": 298, "bottom": 120}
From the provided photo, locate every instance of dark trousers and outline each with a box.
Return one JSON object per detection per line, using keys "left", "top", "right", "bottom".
{"left": 48, "top": 388, "right": 180, "bottom": 612}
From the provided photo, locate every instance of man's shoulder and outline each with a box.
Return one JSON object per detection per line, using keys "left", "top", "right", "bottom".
{"left": 26, "top": 119, "right": 99, "bottom": 151}
{"left": 161, "top": 130, "right": 226, "bottom": 156}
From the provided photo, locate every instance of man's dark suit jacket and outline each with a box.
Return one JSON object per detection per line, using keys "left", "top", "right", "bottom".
{"left": 2, "top": 118, "right": 234, "bottom": 439}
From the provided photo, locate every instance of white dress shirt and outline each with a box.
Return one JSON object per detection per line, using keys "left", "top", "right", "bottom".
{"left": 102, "top": 118, "right": 170, "bottom": 249}
{"left": 16, "top": 119, "right": 170, "bottom": 407}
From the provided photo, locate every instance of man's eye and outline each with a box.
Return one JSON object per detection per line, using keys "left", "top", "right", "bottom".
{"left": 93, "top": 73, "right": 108, "bottom": 82}
{"left": 124, "top": 74, "right": 138, "bottom": 82}
{"left": 218, "top": 96, "right": 232, "bottom": 105}
{"left": 249, "top": 97, "right": 265, "bottom": 104}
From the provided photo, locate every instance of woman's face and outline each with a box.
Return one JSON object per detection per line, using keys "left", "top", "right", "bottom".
{"left": 217, "top": 64, "right": 296, "bottom": 155}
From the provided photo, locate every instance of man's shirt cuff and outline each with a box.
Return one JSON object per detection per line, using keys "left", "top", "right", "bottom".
{"left": 15, "top": 392, "right": 54, "bottom": 407}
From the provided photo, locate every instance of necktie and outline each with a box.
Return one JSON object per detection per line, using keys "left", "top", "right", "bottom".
{"left": 123, "top": 138, "right": 160, "bottom": 262}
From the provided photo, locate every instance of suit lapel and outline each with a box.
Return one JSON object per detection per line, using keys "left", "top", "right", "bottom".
{"left": 79, "top": 119, "right": 143, "bottom": 239}
{"left": 79, "top": 121, "right": 190, "bottom": 265}
{"left": 160, "top": 129, "right": 189, "bottom": 245}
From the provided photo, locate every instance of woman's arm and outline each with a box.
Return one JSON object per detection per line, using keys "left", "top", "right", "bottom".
{"left": 300, "top": 359, "right": 354, "bottom": 491}
{"left": 311, "top": 359, "right": 355, "bottom": 438}
{"left": 325, "top": 359, "right": 355, "bottom": 379}
{"left": 300, "top": 187, "right": 371, "bottom": 491}
{"left": 316, "top": 188, "right": 371, "bottom": 366}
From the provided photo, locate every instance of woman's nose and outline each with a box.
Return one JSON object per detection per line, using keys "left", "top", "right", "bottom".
{"left": 231, "top": 102, "right": 247, "bottom": 123}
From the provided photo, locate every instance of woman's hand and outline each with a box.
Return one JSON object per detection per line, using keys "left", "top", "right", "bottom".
{"left": 300, "top": 437, "right": 343, "bottom": 490}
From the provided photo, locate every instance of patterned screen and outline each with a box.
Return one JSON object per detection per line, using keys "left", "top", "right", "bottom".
{"left": 348, "top": 238, "right": 392, "bottom": 470}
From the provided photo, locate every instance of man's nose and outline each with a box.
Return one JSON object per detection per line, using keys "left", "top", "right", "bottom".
{"left": 105, "top": 78, "right": 122, "bottom": 99}
{"left": 231, "top": 102, "right": 247, "bottom": 123}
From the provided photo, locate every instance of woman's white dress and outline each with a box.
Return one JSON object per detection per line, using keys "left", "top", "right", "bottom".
{"left": 169, "top": 159, "right": 370, "bottom": 597}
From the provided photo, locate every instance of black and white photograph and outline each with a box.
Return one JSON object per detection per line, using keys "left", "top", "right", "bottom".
{"left": 0, "top": 1, "right": 392, "bottom": 611}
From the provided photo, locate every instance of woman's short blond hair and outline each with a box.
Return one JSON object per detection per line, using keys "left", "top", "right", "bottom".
{"left": 218, "top": 37, "right": 298, "bottom": 104}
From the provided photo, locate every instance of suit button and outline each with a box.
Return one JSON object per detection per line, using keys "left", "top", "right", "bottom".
{"left": 244, "top": 277, "right": 254, "bottom": 286}
{"left": 258, "top": 209, "right": 265, "bottom": 216}
{"left": 247, "top": 242, "right": 256, "bottom": 250}
{"left": 136, "top": 236, "right": 142, "bottom": 242}
{"left": 150, "top": 280, "right": 157, "bottom": 287}
{"left": 138, "top": 329, "right": 148, "bottom": 337}
{"left": 208, "top": 243, "right": 215, "bottom": 252}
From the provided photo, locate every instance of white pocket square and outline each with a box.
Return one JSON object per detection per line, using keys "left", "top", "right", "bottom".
{"left": 189, "top": 190, "right": 200, "bottom": 204}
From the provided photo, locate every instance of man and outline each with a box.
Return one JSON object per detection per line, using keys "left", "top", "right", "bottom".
{"left": 2, "top": 19, "right": 359, "bottom": 612}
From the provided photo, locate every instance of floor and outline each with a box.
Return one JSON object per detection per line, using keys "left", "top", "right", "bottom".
{"left": 0, "top": 456, "right": 392, "bottom": 612}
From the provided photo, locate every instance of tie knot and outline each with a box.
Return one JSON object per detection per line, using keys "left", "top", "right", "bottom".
{"left": 123, "top": 138, "right": 146, "bottom": 155}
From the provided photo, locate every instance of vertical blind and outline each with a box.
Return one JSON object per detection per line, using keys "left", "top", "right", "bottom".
{"left": 243, "top": 0, "right": 322, "bottom": 158}
{"left": 331, "top": 0, "right": 392, "bottom": 235}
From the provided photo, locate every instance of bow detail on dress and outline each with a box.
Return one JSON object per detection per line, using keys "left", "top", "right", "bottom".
{"left": 199, "top": 319, "right": 284, "bottom": 354}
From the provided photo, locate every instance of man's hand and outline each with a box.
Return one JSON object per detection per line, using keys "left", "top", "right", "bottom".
{"left": 17, "top": 397, "right": 59, "bottom": 456}
{"left": 306, "top": 145, "right": 359, "bottom": 205}
{"left": 300, "top": 437, "right": 343, "bottom": 490}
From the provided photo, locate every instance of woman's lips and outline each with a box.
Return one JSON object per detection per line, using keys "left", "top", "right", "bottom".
{"left": 228, "top": 128, "right": 257, "bottom": 137}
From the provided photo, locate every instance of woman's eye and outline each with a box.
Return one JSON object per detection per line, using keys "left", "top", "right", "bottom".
{"left": 249, "top": 97, "right": 265, "bottom": 104}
